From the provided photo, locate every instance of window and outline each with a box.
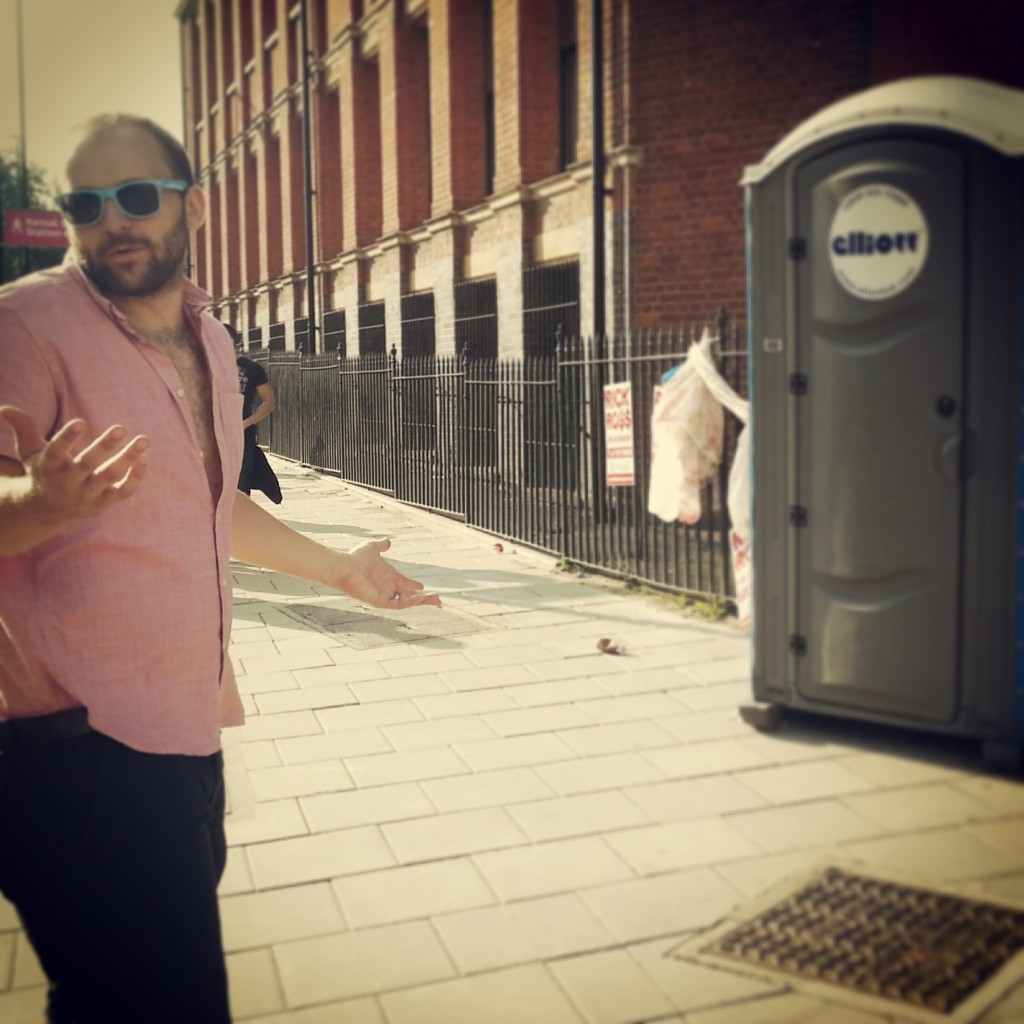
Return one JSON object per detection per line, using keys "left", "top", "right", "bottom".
{"left": 226, "top": 165, "right": 240, "bottom": 294}
{"left": 240, "top": 0, "right": 254, "bottom": 66}
{"left": 417, "top": 17, "right": 432, "bottom": 211}
{"left": 204, "top": 1, "right": 218, "bottom": 106}
{"left": 323, "top": 309, "right": 346, "bottom": 355}
{"left": 316, "top": 86, "right": 343, "bottom": 256}
{"left": 208, "top": 175, "right": 222, "bottom": 297}
{"left": 558, "top": 0, "right": 579, "bottom": 169}
{"left": 261, "top": 0, "right": 277, "bottom": 35}
{"left": 190, "top": 18, "right": 203, "bottom": 129}
{"left": 287, "top": 8, "right": 300, "bottom": 83}
{"left": 265, "top": 133, "right": 283, "bottom": 278}
{"left": 358, "top": 300, "right": 386, "bottom": 356}
{"left": 221, "top": 0, "right": 235, "bottom": 87}
{"left": 244, "top": 144, "right": 261, "bottom": 288}
{"left": 312, "top": 0, "right": 328, "bottom": 55}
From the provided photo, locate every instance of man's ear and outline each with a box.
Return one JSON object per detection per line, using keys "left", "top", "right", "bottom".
{"left": 184, "top": 184, "right": 207, "bottom": 232}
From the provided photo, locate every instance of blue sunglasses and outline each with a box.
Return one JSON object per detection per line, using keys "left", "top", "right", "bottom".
{"left": 55, "top": 178, "right": 189, "bottom": 228}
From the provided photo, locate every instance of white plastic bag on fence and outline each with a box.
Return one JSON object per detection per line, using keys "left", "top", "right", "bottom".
{"left": 647, "top": 327, "right": 752, "bottom": 631}
{"left": 647, "top": 329, "right": 725, "bottom": 524}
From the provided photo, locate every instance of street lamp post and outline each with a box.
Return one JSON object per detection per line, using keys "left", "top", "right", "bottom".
{"left": 16, "top": 0, "right": 30, "bottom": 277}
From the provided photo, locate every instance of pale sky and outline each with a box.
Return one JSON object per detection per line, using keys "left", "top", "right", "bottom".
{"left": 0, "top": 0, "right": 184, "bottom": 196}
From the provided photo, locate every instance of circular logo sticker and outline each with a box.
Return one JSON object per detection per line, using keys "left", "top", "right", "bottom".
{"left": 828, "top": 184, "right": 928, "bottom": 301}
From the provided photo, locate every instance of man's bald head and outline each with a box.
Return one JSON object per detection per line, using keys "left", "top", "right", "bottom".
{"left": 67, "top": 114, "right": 193, "bottom": 188}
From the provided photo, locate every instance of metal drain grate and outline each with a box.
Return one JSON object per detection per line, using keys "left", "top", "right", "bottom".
{"left": 701, "top": 866, "right": 1024, "bottom": 1014}
{"left": 281, "top": 601, "right": 492, "bottom": 649}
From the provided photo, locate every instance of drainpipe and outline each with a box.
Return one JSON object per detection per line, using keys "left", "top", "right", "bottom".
{"left": 590, "top": 0, "right": 610, "bottom": 522}
{"left": 300, "top": 0, "right": 317, "bottom": 352}
{"left": 178, "top": 7, "right": 192, "bottom": 279}
{"left": 591, "top": 0, "right": 605, "bottom": 343}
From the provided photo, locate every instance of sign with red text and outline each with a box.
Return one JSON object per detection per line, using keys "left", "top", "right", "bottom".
{"left": 603, "top": 380, "right": 636, "bottom": 487}
{"left": 4, "top": 210, "right": 70, "bottom": 248}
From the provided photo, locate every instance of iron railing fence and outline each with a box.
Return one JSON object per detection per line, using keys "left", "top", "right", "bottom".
{"left": 253, "top": 311, "right": 748, "bottom": 602}
{"left": 552, "top": 319, "right": 748, "bottom": 599}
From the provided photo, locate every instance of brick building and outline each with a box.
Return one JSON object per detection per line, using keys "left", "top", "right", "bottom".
{"left": 177, "top": 0, "right": 1024, "bottom": 355}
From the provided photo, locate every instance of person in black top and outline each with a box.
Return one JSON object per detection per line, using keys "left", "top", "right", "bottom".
{"left": 226, "top": 325, "right": 278, "bottom": 496}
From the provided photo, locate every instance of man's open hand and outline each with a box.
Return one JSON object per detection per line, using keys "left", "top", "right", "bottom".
{"left": 337, "top": 538, "right": 441, "bottom": 610}
{"left": 0, "top": 405, "right": 150, "bottom": 530}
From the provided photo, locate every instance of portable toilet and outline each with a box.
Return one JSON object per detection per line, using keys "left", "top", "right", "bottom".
{"left": 740, "top": 76, "right": 1024, "bottom": 766}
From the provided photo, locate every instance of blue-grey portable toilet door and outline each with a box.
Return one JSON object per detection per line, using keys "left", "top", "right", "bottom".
{"left": 791, "top": 137, "right": 965, "bottom": 723}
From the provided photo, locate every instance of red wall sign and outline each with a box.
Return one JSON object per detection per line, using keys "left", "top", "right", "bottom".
{"left": 4, "top": 210, "right": 70, "bottom": 248}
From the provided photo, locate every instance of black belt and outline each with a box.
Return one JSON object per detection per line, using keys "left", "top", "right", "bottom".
{"left": 0, "top": 707, "right": 95, "bottom": 752}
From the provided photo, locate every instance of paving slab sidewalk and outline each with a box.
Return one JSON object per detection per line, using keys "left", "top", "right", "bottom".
{"left": 3, "top": 456, "right": 1024, "bottom": 1024}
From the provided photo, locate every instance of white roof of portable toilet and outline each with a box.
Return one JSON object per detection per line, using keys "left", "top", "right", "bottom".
{"left": 742, "top": 76, "right": 1024, "bottom": 185}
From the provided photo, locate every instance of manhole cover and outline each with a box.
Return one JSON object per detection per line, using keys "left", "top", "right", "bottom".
{"left": 692, "top": 866, "right": 1024, "bottom": 1018}
{"left": 281, "top": 601, "right": 493, "bottom": 649}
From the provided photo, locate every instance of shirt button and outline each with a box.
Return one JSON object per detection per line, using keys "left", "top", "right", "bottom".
{"left": 198, "top": 450, "right": 205, "bottom": 459}
{"left": 176, "top": 388, "right": 185, "bottom": 398}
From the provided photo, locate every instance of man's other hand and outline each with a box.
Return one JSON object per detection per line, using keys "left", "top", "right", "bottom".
{"left": 338, "top": 538, "right": 442, "bottom": 610}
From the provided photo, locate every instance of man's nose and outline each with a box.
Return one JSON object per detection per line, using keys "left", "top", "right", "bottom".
{"left": 96, "top": 196, "right": 133, "bottom": 229}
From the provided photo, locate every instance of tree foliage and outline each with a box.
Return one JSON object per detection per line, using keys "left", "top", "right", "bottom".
{"left": 0, "top": 149, "right": 65, "bottom": 285}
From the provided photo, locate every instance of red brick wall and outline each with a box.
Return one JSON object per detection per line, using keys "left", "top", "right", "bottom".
{"left": 341, "top": 47, "right": 383, "bottom": 249}
{"left": 208, "top": 175, "right": 223, "bottom": 298}
{"left": 383, "top": 15, "right": 432, "bottom": 232}
{"left": 264, "top": 131, "right": 284, "bottom": 280}
{"left": 182, "top": 0, "right": 1024, "bottom": 343}
{"left": 626, "top": 0, "right": 1024, "bottom": 328}
{"left": 316, "top": 85, "right": 344, "bottom": 259}
{"left": 431, "top": 0, "right": 488, "bottom": 212}
{"left": 492, "top": 0, "right": 562, "bottom": 192}
{"left": 626, "top": 0, "right": 866, "bottom": 326}
{"left": 243, "top": 142, "right": 261, "bottom": 290}
{"left": 518, "top": 0, "right": 560, "bottom": 184}
{"left": 284, "top": 108, "right": 306, "bottom": 272}
{"left": 225, "top": 163, "right": 240, "bottom": 295}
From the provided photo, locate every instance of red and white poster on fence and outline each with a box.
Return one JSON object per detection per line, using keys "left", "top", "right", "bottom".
{"left": 603, "top": 380, "right": 636, "bottom": 487}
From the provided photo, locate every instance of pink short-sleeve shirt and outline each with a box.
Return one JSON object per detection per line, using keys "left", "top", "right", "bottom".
{"left": 0, "top": 262, "right": 244, "bottom": 756}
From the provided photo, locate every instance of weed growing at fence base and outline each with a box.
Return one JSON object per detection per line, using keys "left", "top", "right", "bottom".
{"left": 673, "top": 594, "right": 729, "bottom": 621}
{"left": 554, "top": 556, "right": 583, "bottom": 574}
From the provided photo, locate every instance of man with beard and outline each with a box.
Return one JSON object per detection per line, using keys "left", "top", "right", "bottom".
{"left": 0, "top": 115, "right": 439, "bottom": 1024}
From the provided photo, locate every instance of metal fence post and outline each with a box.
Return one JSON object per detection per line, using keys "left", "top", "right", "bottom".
{"left": 388, "top": 344, "right": 399, "bottom": 501}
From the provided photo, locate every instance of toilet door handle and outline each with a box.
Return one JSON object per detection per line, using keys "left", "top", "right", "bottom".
{"left": 939, "top": 431, "right": 979, "bottom": 482}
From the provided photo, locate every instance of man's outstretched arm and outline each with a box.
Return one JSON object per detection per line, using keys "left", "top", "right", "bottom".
{"left": 231, "top": 490, "right": 440, "bottom": 610}
{"left": 0, "top": 406, "right": 150, "bottom": 557}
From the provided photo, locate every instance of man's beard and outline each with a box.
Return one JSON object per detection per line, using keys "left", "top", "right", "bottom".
{"left": 80, "top": 214, "right": 189, "bottom": 298}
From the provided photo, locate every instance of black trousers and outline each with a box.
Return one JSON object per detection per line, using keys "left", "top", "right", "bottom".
{"left": 0, "top": 728, "right": 231, "bottom": 1024}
